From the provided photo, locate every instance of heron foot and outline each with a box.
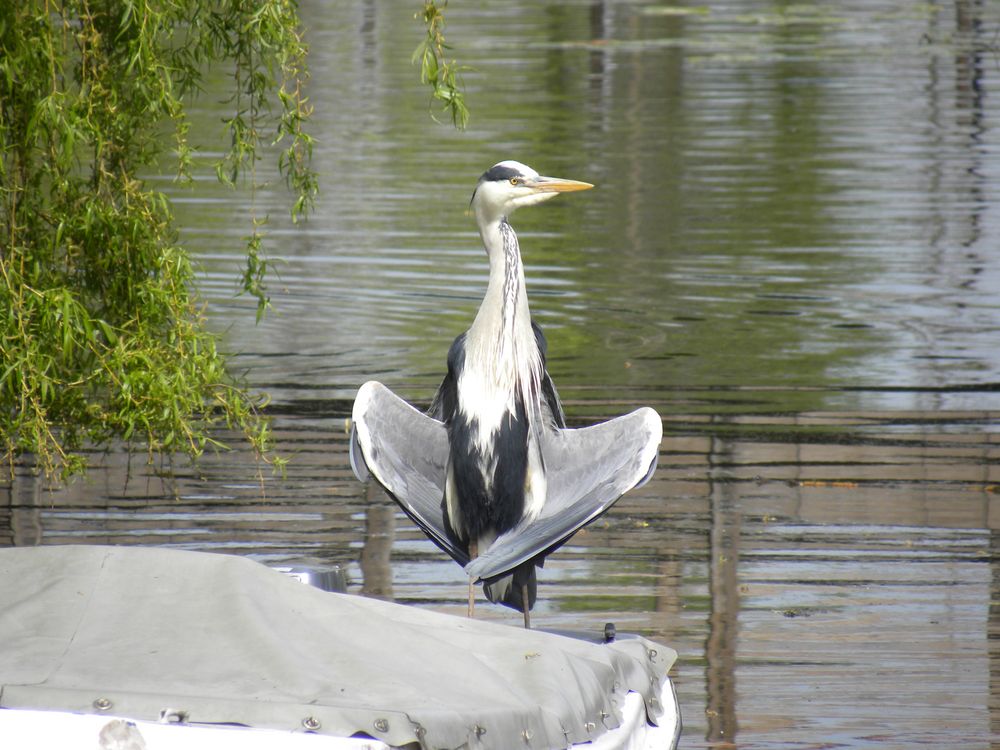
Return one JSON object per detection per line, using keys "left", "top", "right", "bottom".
{"left": 467, "top": 540, "right": 478, "bottom": 618}
{"left": 522, "top": 583, "right": 531, "bottom": 629}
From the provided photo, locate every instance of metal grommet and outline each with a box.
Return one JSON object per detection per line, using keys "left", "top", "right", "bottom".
{"left": 373, "top": 717, "right": 390, "bottom": 733}
{"left": 93, "top": 697, "right": 113, "bottom": 712}
{"left": 158, "top": 708, "right": 188, "bottom": 724}
{"left": 302, "top": 716, "right": 321, "bottom": 731}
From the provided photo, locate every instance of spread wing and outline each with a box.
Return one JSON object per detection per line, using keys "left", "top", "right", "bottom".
{"left": 351, "top": 382, "right": 662, "bottom": 584}
{"left": 465, "top": 407, "right": 662, "bottom": 582}
{"left": 350, "top": 381, "right": 466, "bottom": 565}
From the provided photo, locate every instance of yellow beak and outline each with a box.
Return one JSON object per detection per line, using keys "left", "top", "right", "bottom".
{"left": 528, "top": 176, "right": 595, "bottom": 193}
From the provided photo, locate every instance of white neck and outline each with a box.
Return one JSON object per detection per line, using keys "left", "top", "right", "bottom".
{"left": 464, "top": 216, "right": 542, "bottom": 416}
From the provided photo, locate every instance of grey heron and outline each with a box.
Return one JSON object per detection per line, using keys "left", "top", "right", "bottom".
{"left": 350, "top": 160, "right": 662, "bottom": 627}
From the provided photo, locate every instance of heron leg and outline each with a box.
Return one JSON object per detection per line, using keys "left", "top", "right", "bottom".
{"left": 467, "top": 540, "right": 478, "bottom": 618}
{"left": 522, "top": 583, "right": 531, "bottom": 629}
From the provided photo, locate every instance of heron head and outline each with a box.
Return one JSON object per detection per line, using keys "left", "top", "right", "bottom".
{"left": 471, "top": 160, "right": 593, "bottom": 223}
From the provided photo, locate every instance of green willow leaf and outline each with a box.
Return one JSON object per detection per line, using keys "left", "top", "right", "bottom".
{"left": 0, "top": 0, "right": 315, "bottom": 479}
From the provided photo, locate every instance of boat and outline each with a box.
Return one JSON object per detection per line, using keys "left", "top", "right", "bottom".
{"left": 0, "top": 545, "right": 680, "bottom": 749}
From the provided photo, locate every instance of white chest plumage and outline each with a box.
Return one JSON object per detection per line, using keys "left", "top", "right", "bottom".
{"left": 446, "top": 219, "right": 548, "bottom": 542}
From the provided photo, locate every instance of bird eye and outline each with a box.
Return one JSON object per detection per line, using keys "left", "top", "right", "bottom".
{"left": 509, "top": 177, "right": 520, "bottom": 185}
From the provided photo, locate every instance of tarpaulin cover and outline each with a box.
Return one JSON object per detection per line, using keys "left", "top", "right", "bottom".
{"left": 0, "top": 546, "right": 675, "bottom": 749}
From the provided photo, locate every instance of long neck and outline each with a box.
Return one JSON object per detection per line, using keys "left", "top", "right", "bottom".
{"left": 469, "top": 216, "right": 541, "bottom": 406}
{"left": 475, "top": 218, "right": 528, "bottom": 342}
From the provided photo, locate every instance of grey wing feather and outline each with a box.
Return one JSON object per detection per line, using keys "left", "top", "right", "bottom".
{"left": 465, "top": 406, "right": 663, "bottom": 582}
{"left": 349, "top": 422, "right": 370, "bottom": 482}
{"left": 532, "top": 321, "right": 566, "bottom": 429}
{"left": 426, "top": 372, "right": 450, "bottom": 422}
{"left": 351, "top": 381, "right": 468, "bottom": 565}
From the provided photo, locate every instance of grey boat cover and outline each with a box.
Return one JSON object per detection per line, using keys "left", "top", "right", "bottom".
{"left": 0, "top": 546, "right": 674, "bottom": 749}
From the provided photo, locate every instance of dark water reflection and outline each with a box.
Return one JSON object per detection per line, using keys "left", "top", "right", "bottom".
{"left": 4, "top": 407, "right": 1000, "bottom": 748}
{"left": 6, "top": 1, "right": 1000, "bottom": 748}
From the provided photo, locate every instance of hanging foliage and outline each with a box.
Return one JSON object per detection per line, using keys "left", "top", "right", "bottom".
{"left": 0, "top": 1, "right": 468, "bottom": 480}
{"left": 415, "top": 1, "right": 470, "bottom": 130}
{"left": 0, "top": 0, "right": 316, "bottom": 478}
